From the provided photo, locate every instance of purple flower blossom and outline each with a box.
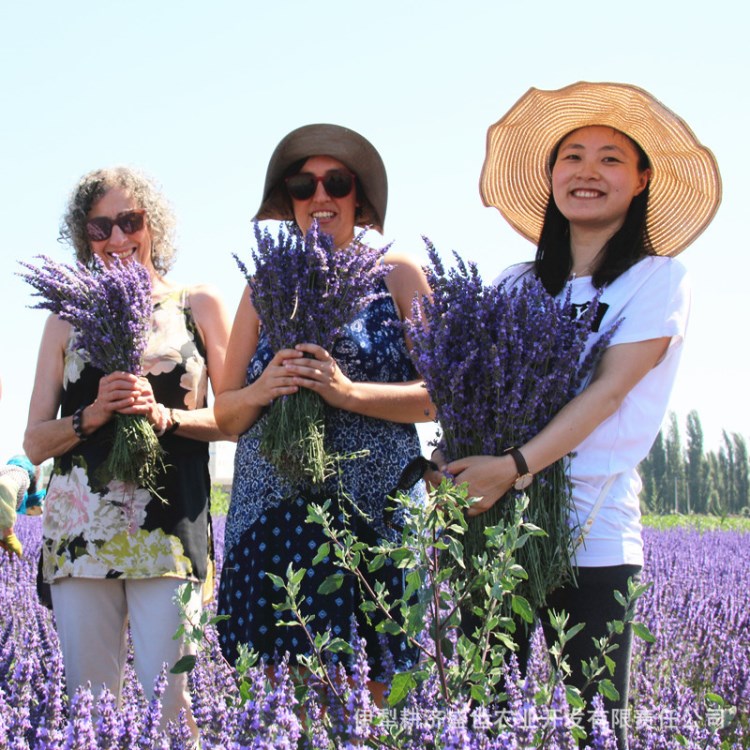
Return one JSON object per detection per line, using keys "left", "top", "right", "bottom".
{"left": 3, "top": 515, "right": 748, "bottom": 748}
{"left": 18, "top": 255, "right": 152, "bottom": 375}
{"left": 235, "top": 222, "right": 391, "bottom": 353}
{"left": 406, "top": 241, "right": 619, "bottom": 611}
{"left": 17, "top": 255, "right": 163, "bottom": 491}
{"left": 233, "top": 221, "right": 392, "bottom": 484}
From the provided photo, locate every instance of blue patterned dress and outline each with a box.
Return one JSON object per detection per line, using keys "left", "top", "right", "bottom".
{"left": 217, "top": 287, "right": 424, "bottom": 677}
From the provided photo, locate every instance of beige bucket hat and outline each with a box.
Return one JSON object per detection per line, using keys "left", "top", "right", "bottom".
{"left": 254, "top": 123, "right": 387, "bottom": 232}
{"left": 480, "top": 81, "right": 722, "bottom": 256}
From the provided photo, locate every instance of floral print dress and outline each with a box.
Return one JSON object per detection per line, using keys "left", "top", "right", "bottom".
{"left": 217, "top": 289, "right": 424, "bottom": 677}
{"left": 42, "top": 288, "right": 212, "bottom": 585}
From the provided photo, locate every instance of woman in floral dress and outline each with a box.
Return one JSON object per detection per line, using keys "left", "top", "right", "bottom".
{"left": 24, "top": 167, "right": 230, "bottom": 735}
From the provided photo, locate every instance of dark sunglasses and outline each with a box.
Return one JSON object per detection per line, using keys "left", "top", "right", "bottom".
{"left": 285, "top": 169, "right": 355, "bottom": 201}
{"left": 85, "top": 209, "right": 146, "bottom": 242}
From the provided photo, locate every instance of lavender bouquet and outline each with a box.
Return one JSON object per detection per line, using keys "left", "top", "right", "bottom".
{"left": 407, "top": 241, "right": 618, "bottom": 614}
{"left": 18, "top": 255, "right": 163, "bottom": 491}
{"left": 233, "top": 222, "right": 391, "bottom": 485}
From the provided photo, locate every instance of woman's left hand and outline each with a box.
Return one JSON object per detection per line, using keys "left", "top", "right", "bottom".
{"left": 283, "top": 343, "right": 353, "bottom": 409}
{"left": 116, "top": 376, "right": 163, "bottom": 428}
{"left": 445, "top": 454, "right": 517, "bottom": 517}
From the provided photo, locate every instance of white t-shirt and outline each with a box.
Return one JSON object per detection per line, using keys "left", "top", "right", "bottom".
{"left": 496, "top": 256, "right": 691, "bottom": 566}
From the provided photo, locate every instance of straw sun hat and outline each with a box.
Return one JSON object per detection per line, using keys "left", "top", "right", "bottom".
{"left": 255, "top": 123, "right": 388, "bottom": 232}
{"left": 480, "top": 81, "right": 722, "bottom": 257}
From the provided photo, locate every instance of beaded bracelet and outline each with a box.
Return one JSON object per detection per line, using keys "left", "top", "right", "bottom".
{"left": 72, "top": 405, "right": 87, "bottom": 441}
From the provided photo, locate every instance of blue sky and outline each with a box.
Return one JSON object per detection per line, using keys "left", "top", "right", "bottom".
{"left": 1, "top": 0, "right": 746, "bottom": 466}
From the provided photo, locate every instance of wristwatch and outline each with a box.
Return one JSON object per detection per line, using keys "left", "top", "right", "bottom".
{"left": 504, "top": 447, "right": 534, "bottom": 491}
{"left": 164, "top": 408, "right": 181, "bottom": 435}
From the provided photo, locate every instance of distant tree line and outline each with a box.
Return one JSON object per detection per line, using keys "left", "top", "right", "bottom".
{"left": 639, "top": 410, "right": 750, "bottom": 515}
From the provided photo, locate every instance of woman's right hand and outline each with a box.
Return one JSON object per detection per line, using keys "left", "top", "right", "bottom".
{"left": 83, "top": 371, "right": 144, "bottom": 433}
{"left": 246, "top": 349, "right": 304, "bottom": 407}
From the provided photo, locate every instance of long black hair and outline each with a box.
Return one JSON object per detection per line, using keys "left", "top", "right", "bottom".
{"left": 535, "top": 130, "right": 654, "bottom": 295}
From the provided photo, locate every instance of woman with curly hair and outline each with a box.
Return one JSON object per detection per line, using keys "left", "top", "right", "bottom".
{"left": 24, "top": 166, "right": 231, "bottom": 735}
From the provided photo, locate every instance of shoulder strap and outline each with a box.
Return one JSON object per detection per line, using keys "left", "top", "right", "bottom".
{"left": 569, "top": 473, "right": 619, "bottom": 556}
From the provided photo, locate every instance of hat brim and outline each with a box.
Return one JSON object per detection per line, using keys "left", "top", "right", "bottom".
{"left": 255, "top": 123, "right": 387, "bottom": 233}
{"left": 479, "top": 82, "right": 722, "bottom": 256}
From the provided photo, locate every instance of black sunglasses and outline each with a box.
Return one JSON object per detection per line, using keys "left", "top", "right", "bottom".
{"left": 285, "top": 169, "right": 355, "bottom": 201}
{"left": 85, "top": 209, "right": 146, "bottom": 242}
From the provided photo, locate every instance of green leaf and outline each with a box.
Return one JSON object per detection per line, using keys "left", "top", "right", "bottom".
{"left": 604, "top": 655, "right": 616, "bottom": 676}
{"left": 312, "top": 542, "right": 330, "bottom": 565}
{"left": 470, "top": 684, "right": 486, "bottom": 702}
{"left": 446, "top": 537, "right": 465, "bottom": 566}
{"left": 511, "top": 595, "right": 534, "bottom": 624}
{"left": 705, "top": 692, "right": 726, "bottom": 707}
{"left": 565, "top": 685, "right": 585, "bottom": 710}
{"left": 368, "top": 554, "right": 385, "bottom": 572}
{"left": 170, "top": 655, "right": 197, "bottom": 674}
{"left": 265, "top": 572, "right": 285, "bottom": 588}
{"left": 387, "top": 672, "right": 416, "bottom": 706}
{"left": 290, "top": 567, "right": 307, "bottom": 586}
{"left": 632, "top": 621, "right": 656, "bottom": 643}
{"left": 327, "top": 637, "right": 353, "bottom": 654}
{"left": 179, "top": 584, "right": 192, "bottom": 606}
{"left": 317, "top": 573, "right": 344, "bottom": 595}
{"left": 571, "top": 726, "right": 587, "bottom": 741}
{"left": 565, "top": 622, "right": 586, "bottom": 641}
{"left": 377, "top": 620, "right": 402, "bottom": 635}
{"left": 598, "top": 679, "right": 620, "bottom": 702}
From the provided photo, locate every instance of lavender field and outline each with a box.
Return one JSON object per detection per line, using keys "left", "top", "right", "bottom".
{"left": 1, "top": 514, "right": 748, "bottom": 749}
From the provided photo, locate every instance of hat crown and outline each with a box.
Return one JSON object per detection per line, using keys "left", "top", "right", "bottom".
{"left": 255, "top": 124, "right": 388, "bottom": 232}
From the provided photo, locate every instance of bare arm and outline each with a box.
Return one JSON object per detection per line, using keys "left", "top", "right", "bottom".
{"left": 445, "top": 337, "right": 671, "bottom": 516}
{"left": 158, "top": 284, "right": 232, "bottom": 442}
{"left": 23, "top": 316, "right": 146, "bottom": 464}
{"left": 213, "top": 288, "right": 304, "bottom": 436}
{"left": 282, "top": 252, "right": 436, "bottom": 424}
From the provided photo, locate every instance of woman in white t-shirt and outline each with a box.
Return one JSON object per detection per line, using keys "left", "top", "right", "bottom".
{"left": 432, "top": 83, "right": 721, "bottom": 748}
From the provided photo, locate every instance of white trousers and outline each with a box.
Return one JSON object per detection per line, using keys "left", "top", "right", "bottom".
{"left": 51, "top": 577, "right": 201, "bottom": 736}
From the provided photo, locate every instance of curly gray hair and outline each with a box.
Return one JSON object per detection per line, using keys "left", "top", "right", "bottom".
{"left": 59, "top": 166, "right": 177, "bottom": 274}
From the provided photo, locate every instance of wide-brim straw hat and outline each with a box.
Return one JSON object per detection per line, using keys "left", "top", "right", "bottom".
{"left": 254, "top": 123, "right": 387, "bottom": 232}
{"left": 480, "top": 81, "right": 722, "bottom": 257}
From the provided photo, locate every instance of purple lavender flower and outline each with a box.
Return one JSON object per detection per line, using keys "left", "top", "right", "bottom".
{"left": 18, "top": 255, "right": 164, "bottom": 492}
{"left": 4, "top": 512, "right": 750, "bottom": 748}
{"left": 588, "top": 695, "right": 618, "bottom": 750}
{"left": 235, "top": 222, "right": 391, "bottom": 353}
{"left": 64, "top": 687, "right": 97, "bottom": 750}
{"left": 406, "top": 240, "right": 620, "bottom": 612}
{"left": 233, "top": 221, "right": 392, "bottom": 485}
{"left": 93, "top": 688, "right": 121, "bottom": 749}
{"left": 18, "top": 255, "right": 152, "bottom": 375}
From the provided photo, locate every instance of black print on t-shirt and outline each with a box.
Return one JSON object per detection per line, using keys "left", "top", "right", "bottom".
{"left": 571, "top": 302, "right": 609, "bottom": 332}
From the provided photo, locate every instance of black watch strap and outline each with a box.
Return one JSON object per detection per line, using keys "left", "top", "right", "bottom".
{"left": 164, "top": 408, "right": 181, "bottom": 435}
{"left": 504, "top": 447, "right": 529, "bottom": 476}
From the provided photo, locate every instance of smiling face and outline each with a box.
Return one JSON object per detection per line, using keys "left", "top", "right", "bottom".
{"left": 551, "top": 126, "right": 651, "bottom": 237}
{"left": 87, "top": 186, "right": 155, "bottom": 273}
{"left": 290, "top": 155, "right": 358, "bottom": 248}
